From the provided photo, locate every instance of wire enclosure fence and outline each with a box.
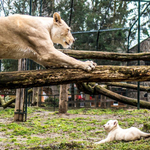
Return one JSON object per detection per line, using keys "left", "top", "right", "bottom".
{"left": 0, "top": 0, "right": 150, "bottom": 110}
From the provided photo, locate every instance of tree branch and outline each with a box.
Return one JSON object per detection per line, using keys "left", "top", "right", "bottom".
{"left": 76, "top": 82, "right": 150, "bottom": 109}
{"left": 104, "top": 82, "right": 150, "bottom": 91}
{"left": 59, "top": 49, "right": 150, "bottom": 61}
{"left": 0, "top": 96, "right": 15, "bottom": 109}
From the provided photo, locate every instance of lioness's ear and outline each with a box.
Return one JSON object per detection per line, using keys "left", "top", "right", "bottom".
{"left": 114, "top": 120, "right": 118, "bottom": 126}
{"left": 53, "top": 12, "right": 61, "bottom": 25}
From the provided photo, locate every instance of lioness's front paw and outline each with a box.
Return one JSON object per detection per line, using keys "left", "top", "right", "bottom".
{"left": 83, "top": 61, "right": 97, "bottom": 71}
{"left": 94, "top": 141, "right": 101, "bottom": 145}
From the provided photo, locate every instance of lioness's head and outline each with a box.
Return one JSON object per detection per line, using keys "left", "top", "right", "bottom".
{"left": 51, "top": 12, "right": 75, "bottom": 48}
{"left": 103, "top": 120, "right": 118, "bottom": 132}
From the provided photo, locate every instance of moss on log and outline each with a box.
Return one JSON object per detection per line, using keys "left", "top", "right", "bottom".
{"left": 1, "top": 65, "right": 150, "bottom": 89}
{"left": 76, "top": 83, "right": 150, "bottom": 109}
{"left": 59, "top": 49, "right": 150, "bottom": 61}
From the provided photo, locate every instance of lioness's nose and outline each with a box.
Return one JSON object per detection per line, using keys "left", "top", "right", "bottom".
{"left": 73, "top": 39, "right": 75, "bottom": 43}
{"left": 103, "top": 125, "right": 105, "bottom": 128}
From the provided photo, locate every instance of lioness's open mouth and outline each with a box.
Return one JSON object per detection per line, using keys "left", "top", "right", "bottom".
{"left": 65, "top": 41, "right": 69, "bottom": 45}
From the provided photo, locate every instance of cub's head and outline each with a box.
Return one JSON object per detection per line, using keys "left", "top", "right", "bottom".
{"left": 103, "top": 120, "right": 118, "bottom": 132}
{"left": 51, "top": 12, "right": 75, "bottom": 48}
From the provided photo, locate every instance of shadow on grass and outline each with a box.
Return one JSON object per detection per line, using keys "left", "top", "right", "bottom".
{"left": 29, "top": 142, "right": 84, "bottom": 150}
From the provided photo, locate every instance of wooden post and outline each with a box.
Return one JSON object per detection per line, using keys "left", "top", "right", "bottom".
{"left": 59, "top": 84, "right": 68, "bottom": 113}
{"left": 14, "top": 59, "right": 26, "bottom": 121}
{"left": 32, "top": 87, "right": 40, "bottom": 106}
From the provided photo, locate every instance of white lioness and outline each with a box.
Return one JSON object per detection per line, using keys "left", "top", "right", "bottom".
{"left": 0, "top": 13, "right": 96, "bottom": 71}
{"left": 95, "top": 120, "right": 150, "bottom": 144}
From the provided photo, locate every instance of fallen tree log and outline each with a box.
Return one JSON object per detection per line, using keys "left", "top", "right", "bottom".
{"left": 76, "top": 83, "right": 150, "bottom": 109}
{"left": 104, "top": 82, "right": 150, "bottom": 91}
{"left": 59, "top": 49, "right": 150, "bottom": 61}
{"left": 1, "top": 65, "right": 150, "bottom": 89}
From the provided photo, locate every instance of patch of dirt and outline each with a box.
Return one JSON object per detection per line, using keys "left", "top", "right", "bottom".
{"left": 32, "top": 111, "right": 116, "bottom": 120}
{"left": 31, "top": 133, "right": 63, "bottom": 139}
{"left": 0, "top": 118, "right": 13, "bottom": 124}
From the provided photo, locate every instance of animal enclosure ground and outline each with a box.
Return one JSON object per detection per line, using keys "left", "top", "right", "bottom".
{"left": 0, "top": 107, "right": 150, "bottom": 150}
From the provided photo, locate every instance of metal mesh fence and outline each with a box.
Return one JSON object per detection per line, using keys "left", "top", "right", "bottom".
{"left": 0, "top": 0, "right": 150, "bottom": 109}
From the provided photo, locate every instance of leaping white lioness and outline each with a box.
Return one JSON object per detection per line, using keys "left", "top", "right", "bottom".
{"left": 0, "top": 13, "right": 96, "bottom": 71}
{"left": 95, "top": 120, "right": 150, "bottom": 144}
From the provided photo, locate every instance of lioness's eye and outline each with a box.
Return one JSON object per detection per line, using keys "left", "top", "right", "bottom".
{"left": 67, "top": 28, "right": 71, "bottom": 32}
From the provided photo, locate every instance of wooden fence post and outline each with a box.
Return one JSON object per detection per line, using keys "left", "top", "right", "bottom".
{"left": 32, "top": 87, "right": 40, "bottom": 106}
{"left": 14, "top": 59, "right": 26, "bottom": 121}
{"left": 59, "top": 84, "right": 68, "bottom": 113}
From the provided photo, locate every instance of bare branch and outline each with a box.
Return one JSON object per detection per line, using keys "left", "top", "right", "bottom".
{"left": 76, "top": 82, "right": 150, "bottom": 109}
{"left": 59, "top": 49, "right": 150, "bottom": 61}
{"left": 104, "top": 82, "right": 150, "bottom": 91}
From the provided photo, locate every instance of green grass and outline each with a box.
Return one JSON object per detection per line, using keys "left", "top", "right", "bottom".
{"left": 0, "top": 107, "right": 150, "bottom": 149}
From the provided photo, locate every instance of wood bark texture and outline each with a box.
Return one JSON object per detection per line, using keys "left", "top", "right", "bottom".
{"left": 32, "top": 87, "right": 40, "bottom": 106}
{"left": 1, "top": 65, "right": 150, "bottom": 89}
{"left": 0, "top": 96, "right": 15, "bottom": 109}
{"left": 59, "top": 49, "right": 150, "bottom": 61}
{"left": 14, "top": 59, "right": 26, "bottom": 121}
{"left": 59, "top": 84, "right": 68, "bottom": 113}
{"left": 104, "top": 82, "right": 150, "bottom": 91}
{"left": 76, "top": 82, "right": 150, "bottom": 109}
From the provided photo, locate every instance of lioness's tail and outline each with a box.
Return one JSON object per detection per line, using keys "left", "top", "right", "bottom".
{"left": 140, "top": 131, "right": 150, "bottom": 138}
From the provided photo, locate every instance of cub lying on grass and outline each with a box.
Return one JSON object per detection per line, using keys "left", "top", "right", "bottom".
{"left": 95, "top": 120, "right": 150, "bottom": 144}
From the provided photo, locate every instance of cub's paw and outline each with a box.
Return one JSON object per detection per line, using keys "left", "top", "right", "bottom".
{"left": 94, "top": 141, "right": 101, "bottom": 145}
{"left": 83, "top": 61, "right": 97, "bottom": 71}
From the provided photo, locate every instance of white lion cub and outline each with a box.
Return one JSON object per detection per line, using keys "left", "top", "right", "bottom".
{"left": 95, "top": 120, "right": 150, "bottom": 144}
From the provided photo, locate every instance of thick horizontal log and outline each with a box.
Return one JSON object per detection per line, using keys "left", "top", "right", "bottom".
{"left": 76, "top": 83, "right": 150, "bottom": 109}
{"left": 1, "top": 65, "right": 150, "bottom": 89}
{"left": 104, "top": 82, "right": 150, "bottom": 91}
{"left": 59, "top": 49, "right": 150, "bottom": 61}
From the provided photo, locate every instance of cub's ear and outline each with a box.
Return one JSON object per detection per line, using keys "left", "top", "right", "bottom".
{"left": 114, "top": 120, "right": 118, "bottom": 126}
{"left": 53, "top": 12, "right": 61, "bottom": 25}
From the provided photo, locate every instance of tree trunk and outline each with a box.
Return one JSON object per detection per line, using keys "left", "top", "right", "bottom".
{"left": 59, "top": 84, "right": 68, "bottom": 113}
{"left": 59, "top": 49, "right": 150, "bottom": 61}
{"left": 76, "top": 83, "right": 150, "bottom": 109}
{"left": 1, "top": 65, "right": 150, "bottom": 89}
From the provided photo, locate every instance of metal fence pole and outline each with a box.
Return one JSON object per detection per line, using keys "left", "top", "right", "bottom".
{"left": 137, "top": 0, "right": 141, "bottom": 109}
